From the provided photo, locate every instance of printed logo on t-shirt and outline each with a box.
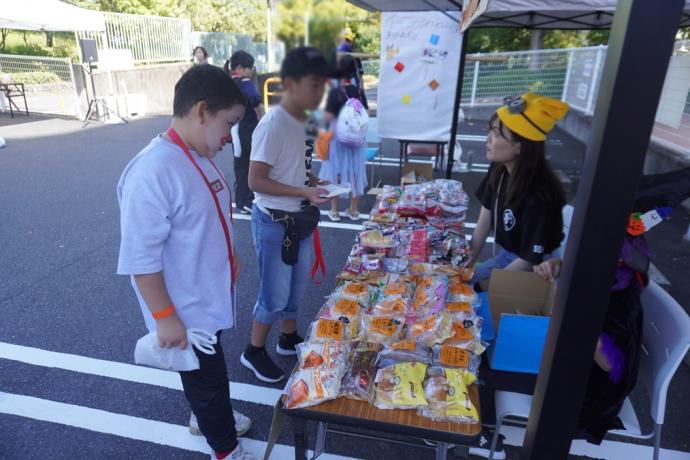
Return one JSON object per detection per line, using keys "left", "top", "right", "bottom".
{"left": 503, "top": 209, "right": 516, "bottom": 231}
{"left": 533, "top": 244, "right": 544, "bottom": 254}
{"left": 210, "top": 179, "right": 224, "bottom": 193}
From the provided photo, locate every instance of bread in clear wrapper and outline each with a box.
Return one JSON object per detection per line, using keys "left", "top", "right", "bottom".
{"left": 420, "top": 366, "right": 479, "bottom": 423}
{"left": 373, "top": 361, "right": 429, "bottom": 410}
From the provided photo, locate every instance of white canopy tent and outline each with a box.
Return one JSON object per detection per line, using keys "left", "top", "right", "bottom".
{"left": 0, "top": 0, "right": 105, "bottom": 32}
{"left": 348, "top": 0, "right": 690, "bottom": 28}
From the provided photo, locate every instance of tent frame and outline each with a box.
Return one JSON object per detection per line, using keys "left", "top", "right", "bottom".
{"left": 349, "top": 0, "right": 687, "bottom": 458}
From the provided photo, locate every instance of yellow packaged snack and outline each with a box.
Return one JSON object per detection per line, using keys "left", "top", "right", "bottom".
{"left": 420, "top": 367, "right": 479, "bottom": 423}
{"left": 374, "top": 362, "right": 429, "bottom": 410}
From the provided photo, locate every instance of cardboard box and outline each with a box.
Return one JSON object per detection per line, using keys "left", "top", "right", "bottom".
{"left": 486, "top": 269, "right": 556, "bottom": 374}
{"left": 401, "top": 162, "right": 434, "bottom": 185}
{"left": 487, "top": 269, "right": 555, "bottom": 332}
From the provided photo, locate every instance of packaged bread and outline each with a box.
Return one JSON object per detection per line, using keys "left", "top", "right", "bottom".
{"left": 432, "top": 344, "right": 480, "bottom": 375}
{"left": 374, "top": 361, "right": 429, "bottom": 410}
{"left": 340, "top": 342, "right": 382, "bottom": 401}
{"left": 285, "top": 365, "right": 343, "bottom": 409}
{"left": 406, "top": 312, "right": 453, "bottom": 347}
{"left": 371, "top": 295, "right": 409, "bottom": 318}
{"left": 338, "top": 281, "right": 372, "bottom": 306}
{"left": 420, "top": 367, "right": 479, "bottom": 423}
{"left": 361, "top": 315, "right": 405, "bottom": 345}
{"left": 376, "top": 339, "right": 432, "bottom": 368}
{"left": 296, "top": 340, "right": 348, "bottom": 370}
{"left": 447, "top": 281, "right": 477, "bottom": 304}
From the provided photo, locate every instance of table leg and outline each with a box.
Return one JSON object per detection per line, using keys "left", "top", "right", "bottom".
{"left": 293, "top": 417, "right": 308, "bottom": 460}
{"left": 453, "top": 444, "right": 470, "bottom": 459}
{"left": 313, "top": 422, "right": 328, "bottom": 459}
{"left": 435, "top": 443, "right": 449, "bottom": 460}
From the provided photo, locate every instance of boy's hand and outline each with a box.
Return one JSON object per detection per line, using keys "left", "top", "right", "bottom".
{"left": 233, "top": 254, "right": 242, "bottom": 278}
{"left": 303, "top": 187, "right": 329, "bottom": 205}
{"left": 156, "top": 314, "right": 188, "bottom": 349}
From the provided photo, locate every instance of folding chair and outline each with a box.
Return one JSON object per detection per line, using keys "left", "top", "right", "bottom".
{"left": 488, "top": 280, "right": 690, "bottom": 460}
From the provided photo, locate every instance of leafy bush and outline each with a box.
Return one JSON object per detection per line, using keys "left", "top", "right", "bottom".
{"left": 9, "top": 71, "right": 61, "bottom": 85}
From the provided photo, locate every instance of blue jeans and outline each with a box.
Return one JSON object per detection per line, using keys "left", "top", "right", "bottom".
{"left": 251, "top": 205, "right": 313, "bottom": 325}
{"left": 470, "top": 249, "right": 519, "bottom": 284}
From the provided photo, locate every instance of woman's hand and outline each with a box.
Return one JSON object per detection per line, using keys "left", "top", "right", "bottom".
{"left": 533, "top": 257, "right": 563, "bottom": 282}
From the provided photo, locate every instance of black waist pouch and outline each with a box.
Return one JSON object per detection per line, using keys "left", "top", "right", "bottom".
{"left": 266, "top": 205, "right": 320, "bottom": 265}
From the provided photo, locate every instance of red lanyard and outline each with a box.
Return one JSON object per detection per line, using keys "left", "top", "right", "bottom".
{"left": 165, "top": 128, "right": 236, "bottom": 290}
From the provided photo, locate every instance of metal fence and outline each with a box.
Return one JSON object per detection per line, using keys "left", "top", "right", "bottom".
{"left": 77, "top": 12, "right": 193, "bottom": 64}
{"left": 0, "top": 54, "right": 81, "bottom": 117}
{"left": 191, "top": 32, "right": 282, "bottom": 74}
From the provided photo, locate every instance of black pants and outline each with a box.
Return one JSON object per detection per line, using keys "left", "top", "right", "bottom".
{"left": 179, "top": 334, "right": 238, "bottom": 453}
{"left": 234, "top": 122, "right": 256, "bottom": 210}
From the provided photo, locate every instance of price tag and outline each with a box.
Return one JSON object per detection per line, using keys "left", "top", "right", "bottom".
{"left": 391, "top": 339, "right": 417, "bottom": 351}
{"left": 370, "top": 317, "right": 399, "bottom": 336}
{"left": 440, "top": 345, "right": 470, "bottom": 367}
{"left": 447, "top": 302, "right": 471, "bottom": 313}
{"left": 334, "top": 299, "right": 360, "bottom": 317}
{"left": 317, "top": 319, "right": 343, "bottom": 340}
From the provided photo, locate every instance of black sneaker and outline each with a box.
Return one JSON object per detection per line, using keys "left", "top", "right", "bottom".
{"left": 469, "top": 427, "right": 505, "bottom": 459}
{"left": 240, "top": 345, "right": 285, "bottom": 383}
{"left": 276, "top": 332, "right": 303, "bottom": 356}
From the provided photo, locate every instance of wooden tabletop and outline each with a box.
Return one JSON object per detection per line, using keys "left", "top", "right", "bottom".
{"left": 282, "top": 383, "right": 481, "bottom": 444}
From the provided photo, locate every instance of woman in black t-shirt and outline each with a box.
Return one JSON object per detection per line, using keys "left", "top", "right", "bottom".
{"left": 470, "top": 93, "right": 569, "bottom": 285}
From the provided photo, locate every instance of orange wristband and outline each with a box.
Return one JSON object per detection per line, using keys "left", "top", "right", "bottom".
{"left": 152, "top": 304, "right": 175, "bottom": 320}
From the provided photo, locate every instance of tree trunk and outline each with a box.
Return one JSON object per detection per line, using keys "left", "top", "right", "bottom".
{"left": 46, "top": 31, "right": 54, "bottom": 47}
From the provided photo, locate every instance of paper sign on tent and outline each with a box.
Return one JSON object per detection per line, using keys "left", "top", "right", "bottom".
{"left": 429, "top": 34, "right": 440, "bottom": 45}
{"left": 402, "top": 95, "right": 411, "bottom": 105}
{"left": 394, "top": 61, "right": 405, "bottom": 72}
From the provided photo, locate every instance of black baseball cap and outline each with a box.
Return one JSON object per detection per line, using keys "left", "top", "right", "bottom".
{"left": 280, "top": 46, "right": 340, "bottom": 79}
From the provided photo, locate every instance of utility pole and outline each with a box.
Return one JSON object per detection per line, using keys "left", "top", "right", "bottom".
{"left": 266, "top": 0, "right": 274, "bottom": 71}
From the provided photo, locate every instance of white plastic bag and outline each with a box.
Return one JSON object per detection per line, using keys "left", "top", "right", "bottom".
{"left": 231, "top": 124, "right": 241, "bottom": 158}
{"left": 134, "top": 328, "right": 217, "bottom": 371}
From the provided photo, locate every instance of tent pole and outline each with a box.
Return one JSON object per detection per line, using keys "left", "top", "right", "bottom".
{"left": 520, "top": 0, "right": 685, "bottom": 458}
{"left": 445, "top": 28, "right": 468, "bottom": 179}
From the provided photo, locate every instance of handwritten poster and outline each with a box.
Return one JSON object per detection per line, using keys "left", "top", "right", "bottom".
{"left": 378, "top": 12, "right": 462, "bottom": 142}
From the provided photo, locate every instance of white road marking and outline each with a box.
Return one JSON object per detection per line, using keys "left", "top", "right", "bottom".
{"left": 0, "top": 391, "right": 359, "bottom": 460}
{"left": 499, "top": 424, "right": 690, "bottom": 460}
{"left": 0, "top": 342, "right": 281, "bottom": 407}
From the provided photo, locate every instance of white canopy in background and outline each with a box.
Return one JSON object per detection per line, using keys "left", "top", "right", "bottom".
{"left": 0, "top": 0, "right": 106, "bottom": 32}
{"left": 348, "top": 0, "right": 690, "bottom": 29}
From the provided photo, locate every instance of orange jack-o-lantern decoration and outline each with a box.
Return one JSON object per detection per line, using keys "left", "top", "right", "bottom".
{"left": 627, "top": 213, "right": 645, "bottom": 236}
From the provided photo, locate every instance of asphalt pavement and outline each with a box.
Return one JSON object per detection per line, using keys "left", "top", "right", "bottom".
{"left": 0, "top": 113, "right": 688, "bottom": 460}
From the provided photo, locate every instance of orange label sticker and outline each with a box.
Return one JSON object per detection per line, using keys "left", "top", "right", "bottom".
{"left": 384, "top": 283, "right": 406, "bottom": 296}
{"left": 391, "top": 339, "right": 417, "bottom": 351}
{"left": 447, "top": 302, "right": 471, "bottom": 313}
{"left": 344, "top": 282, "right": 368, "bottom": 296}
{"left": 440, "top": 345, "right": 470, "bottom": 367}
{"left": 370, "top": 317, "right": 399, "bottom": 336}
{"left": 334, "top": 298, "right": 360, "bottom": 317}
{"left": 317, "top": 319, "right": 343, "bottom": 340}
{"left": 379, "top": 298, "right": 406, "bottom": 314}
{"left": 452, "top": 322, "right": 474, "bottom": 341}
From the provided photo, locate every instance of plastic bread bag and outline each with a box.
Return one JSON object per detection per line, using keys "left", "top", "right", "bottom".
{"left": 395, "top": 185, "right": 427, "bottom": 217}
{"left": 296, "top": 340, "right": 348, "bottom": 370}
{"left": 134, "top": 328, "right": 216, "bottom": 372}
{"left": 340, "top": 341, "right": 382, "bottom": 401}
{"left": 360, "top": 229, "right": 395, "bottom": 249}
{"left": 382, "top": 276, "right": 414, "bottom": 299}
{"left": 383, "top": 257, "right": 409, "bottom": 274}
{"left": 371, "top": 295, "right": 409, "bottom": 318}
{"left": 447, "top": 281, "right": 478, "bottom": 304}
{"left": 405, "top": 312, "right": 454, "bottom": 347}
{"left": 419, "top": 366, "right": 479, "bottom": 423}
{"left": 411, "top": 276, "right": 447, "bottom": 317}
{"left": 308, "top": 318, "right": 354, "bottom": 343}
{"left": 318, "top": 298, "right": 361, "bottom": 337}
{"left": 284, "top": 364, "right": 344, "bottom": 409}
{"left": 336, "top": 281, "right": 372, "bottom": 306}
{"left": 408, "top": 229, "right": 429, "bottom": 262}
{"left": 378, "top": 185, "right": 403, "bottom": 211}
{"left": 361, "top": 314, "right": 405, "bottom": 345}
{"left": 377, "top": 339, "right": 432, "bottom": 368}
{"left": 431, "top": 344, "right": 481, "bottom": 375}
{"left": 443, "top": 319, "right": 486, "bottom": 355}
{"left": 373, "top": 361, "right": 429, "bottom": 410}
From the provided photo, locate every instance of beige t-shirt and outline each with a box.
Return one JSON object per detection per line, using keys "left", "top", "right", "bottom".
{"left": 251, "top": 105, "right": 308, "bottom": 213}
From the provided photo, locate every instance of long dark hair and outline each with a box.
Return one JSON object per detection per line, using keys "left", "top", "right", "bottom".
{"left": 488, "top": 113, "right": 565, "bottom": 210}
